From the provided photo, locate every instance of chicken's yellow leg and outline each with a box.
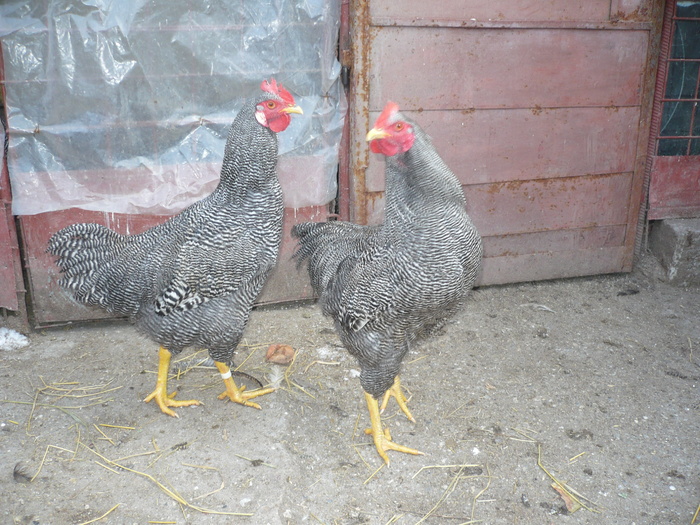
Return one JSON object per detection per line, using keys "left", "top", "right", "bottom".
{"left": 215, "top": 361, "right": 275, "bottom": 410}
{"left": 364, "top": 392, "right": 424, "bottom": 464}
{"left": 379, "top": 376, "right": 415, "bottom": 422}
{"left": 144, "top": 347, "right": 202, "bottom": 417}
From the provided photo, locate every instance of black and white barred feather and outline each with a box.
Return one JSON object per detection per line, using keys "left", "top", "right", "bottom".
{"left": 47, "top": 91, "right": 285, "bottom": 364}
{"left": 292, "top": 114, "right": 482, "bottom": 398}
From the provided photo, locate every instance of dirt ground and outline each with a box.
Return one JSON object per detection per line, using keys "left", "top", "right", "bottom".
{"left": 1, "top": 252, "right": 698, "bottom": 525}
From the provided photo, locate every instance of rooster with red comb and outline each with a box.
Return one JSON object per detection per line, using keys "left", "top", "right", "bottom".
{"left": 293, "top": 101, "right": 482, "bottom": 463}
{"left": 48, "top": 79, "right": 302, "bottom": 417}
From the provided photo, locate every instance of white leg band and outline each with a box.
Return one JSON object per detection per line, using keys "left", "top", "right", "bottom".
{"left": 220, "top": 370, "right": 232, "bottom": 380}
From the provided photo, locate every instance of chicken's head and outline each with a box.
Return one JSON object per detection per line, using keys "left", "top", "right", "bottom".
{"left": 256, "top": 79, "right": 303, "bottom": 133}
{"left": 366, "top": 101, "right": 415, "bottom": 156}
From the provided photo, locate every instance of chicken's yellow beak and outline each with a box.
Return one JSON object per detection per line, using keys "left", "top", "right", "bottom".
{"left": 282, "top": 105, "right": 303, "bottom": 115}
{"left": 366, "top": 127, "right": 390, "bottom": 141}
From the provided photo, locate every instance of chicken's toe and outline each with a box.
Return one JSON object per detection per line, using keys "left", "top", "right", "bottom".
{"left": 364, "top": 392, "right": 424, "bottom": 464}
{"left": 379, "top": 376, "right": 415, "bottom": 422}
{"left": 144, "top": 346, "right": 202, "bottom": 417}
{"left": 215, "top": 361, "right": 275, "bottom": 409}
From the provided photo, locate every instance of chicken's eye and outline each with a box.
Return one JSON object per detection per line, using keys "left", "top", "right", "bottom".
{"left": 395, "top": 122, "right": 404, "bottom": 131}
{"left": 266, "top": 101, "right": 276, "bottom": 109}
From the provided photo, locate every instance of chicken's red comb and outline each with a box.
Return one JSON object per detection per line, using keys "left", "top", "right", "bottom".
{"left": 261, "top": 78, "right": 295, "bottom": 105}
{"left": 374, "top": 101, "right": 400, "bottom": 129}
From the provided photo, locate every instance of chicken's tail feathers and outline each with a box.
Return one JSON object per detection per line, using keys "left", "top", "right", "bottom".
{"left": 47, "top": 223, "right": 127, "bottom": 307}
{"left": 292, "top": 220, "right": 371, "bottom": 295}
{"left": 290, "top": 222, "right": 323, "bottom": 264}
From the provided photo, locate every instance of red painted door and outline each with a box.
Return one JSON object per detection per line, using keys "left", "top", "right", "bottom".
{"left": 347, "top": 0, "right": 663, "bottom": 285}
{"left": 0, "top": 79, "right": 24, "bottom": 317}
{"left": 648, "top": 0, "right": 700, "bottom": 220}
{"left": 0, "top": 142, "right": 23, "bottom": 314}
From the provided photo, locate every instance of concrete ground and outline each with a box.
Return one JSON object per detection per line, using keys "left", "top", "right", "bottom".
{"left": 1, "top": 252, "right": 699, "bottom": 524}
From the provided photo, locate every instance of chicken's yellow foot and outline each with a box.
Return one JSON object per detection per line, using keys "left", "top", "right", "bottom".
{"left": 379, "top": 376, "right": 415, "bottom": 422}
{"left": 144, "top": 347, "right": 202, "bottom": 417}
{"left": 215, "top": 361, "right": 275, "bottom": 409}
{"left": 364, "top": 392, "right": 424, "bottom": 464}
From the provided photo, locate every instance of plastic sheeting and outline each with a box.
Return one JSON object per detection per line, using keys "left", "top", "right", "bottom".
{"left": 0, "top": 0, "right": 345, "bottom": 215}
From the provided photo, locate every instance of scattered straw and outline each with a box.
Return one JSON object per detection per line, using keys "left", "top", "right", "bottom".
{"left": 173, "top": 349, "right": 211, "bottom": 379}
{"left": 235, "top": 343, "right": 270, "bottom": 372}
{"left": 412, "top": 464, "right": 481, "bottom": 479}
{"left": 39, "top": 377, "right": 122, "bottom": 400}
{"left": 289, "top": 380, "right": 316, "bottom": 399}
{"left": 93, "top": 424, "right": 116, "bottom": 446}
{"left": 519, "top": 302, "right": 556, "bottom": 313}
{"left": 415, "top": 463, "right": 470, "bottom": 524}
{"left": 283, "top": 348, "right": 302, "bottom": 390}
{"left": 352, "top": 413, "right": 362, "bottom": 442}
{"left": 94, "top": 461, "right": 120, "bottom": 475}
{"left": 113, "top": 450, "right": 158, "bottom": 463}
{"left": 72, "top": 427, "right": 81, "bottom": 460}
{"left": 384, "top": 515, "right": 404, "bottom": 524}
{"left": 233, "top": 453, "right": 276, "bottom": 468}
{"left": 470, "top": 463, "right": 492, "bottom": 522}
{"left": 99, "top": 423, "right": 135, "bottom": 430}
{"left": 406, "top": 355, "right": 428, "bottom": 365}
{"left": 182, "top": 463, "right": 217, "bottom": 470}
{"left": 27, "top": 390, "right": 40, "bottom": 433}
{"left": 353, "top": 443, "right": 373, "bottom": 472}
{"left": 31, "top": 444, "right": 75, "bottom": 482}
{"left": 2, "top": 377, "right": 121, "bottom": 431}
{"left": 691, "top": 502, "right": 699, "bottom": 524}
{"left": 193, "top": 479, "right": 225, "bottom": 501}
{"left": 444, "top": 402, "right": 473, "bottom": 419}
{"left": 303, "top": 360, "right": 341, "bottom": 373}
{"left": 537, "top": 444, "right": 601, "bottom": 513}
{"left": 509, "top": 428, "right": 538, "bottom": 443}
{"left": 76, "top": 503, "right": 120, "bottom": 525}
{"left": 80, "top": 443, "right": 253, "bottom": 516}
{"left": 689, "top": 337, "right": 694, "bottom": 363}
{"left": 569, "top": 451, "right": 586, "bottom": 463}
{"left": 363, "top": 462, "right": 385, "bottom": 484}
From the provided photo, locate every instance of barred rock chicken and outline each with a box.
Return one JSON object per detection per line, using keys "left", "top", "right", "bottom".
{"left": 292, "top": 102, "right": 482, "bottom": 463}
{"left": 48, "top": 79, "right": 302, "bottom": 417}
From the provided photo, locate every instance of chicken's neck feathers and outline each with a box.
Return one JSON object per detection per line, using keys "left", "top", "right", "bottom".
{"left": 383, "top": 124, "right": 466, "bottom": 233}
{"left": 215, "top": 99, "right": 281, "bottom": 201}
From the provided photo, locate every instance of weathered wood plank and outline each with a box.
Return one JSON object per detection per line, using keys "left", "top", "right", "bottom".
{"left": 364, "top": 172, "right": 634, "bottom": 237}
{"left": 369, "top": 28, "right": 648, "bottom": 110}
{"left": 479, "top": 246, "right": 630, "bottom": 285}
{"left": 610, "top": 0, "right": 655, "bottom": 21}
{"left": 365, "top": 107, "right": 640, "bottom": 192}
{"left": 370, "top": 0, "right": 612, "bottom": 23}
{"left": 0, "top": 203, "right": 20, "bottom": 310}
{"left": 648, "top": 156, "right": 700, "bottom": 220}
{"left": 482, "top": 225, "right": 627, "bottom": 258}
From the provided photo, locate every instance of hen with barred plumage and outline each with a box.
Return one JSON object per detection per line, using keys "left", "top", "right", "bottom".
{"left": 48, "top": 79, "right": 302, "bottom": 417}
{"left": 293, "top": 101, "right": 482, "bottom": 462}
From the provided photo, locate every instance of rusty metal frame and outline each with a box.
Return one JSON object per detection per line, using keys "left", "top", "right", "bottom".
{"left": 636, "top": 0, "right": 689, "bottom": 251}
{"left": 631, "top": 0, "right": 670, "bottom": 258}
{"left": 653, "top": 4, "right": 700, "bottom": 152}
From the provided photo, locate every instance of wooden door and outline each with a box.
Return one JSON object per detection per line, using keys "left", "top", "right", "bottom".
{"left": 346, "top": 0, "right": 664, "bottom": 285}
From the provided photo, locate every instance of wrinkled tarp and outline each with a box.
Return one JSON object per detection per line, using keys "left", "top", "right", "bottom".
{"left": 0, "top": 0, "right": 345, "bottom": 215}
